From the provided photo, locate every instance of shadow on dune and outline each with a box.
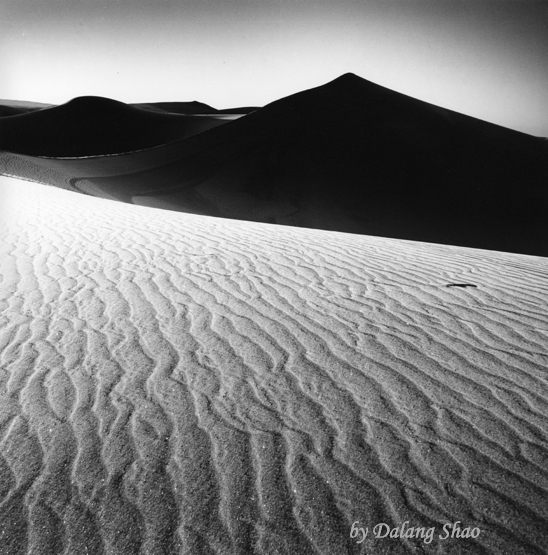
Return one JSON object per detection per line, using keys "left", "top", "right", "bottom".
{"left": 1, "top": 73, "right": 547, "bottom": 256}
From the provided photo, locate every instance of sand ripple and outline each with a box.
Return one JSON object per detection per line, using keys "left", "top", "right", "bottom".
{"left": 1, "top": 178, "right": 548, "bottom": 554}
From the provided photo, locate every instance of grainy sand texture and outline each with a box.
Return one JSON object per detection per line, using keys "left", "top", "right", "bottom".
{"left": 1, "top": 176, "right": 547, "bottom": 554}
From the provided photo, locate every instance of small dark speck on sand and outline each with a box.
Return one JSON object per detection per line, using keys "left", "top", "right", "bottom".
{"left": 446, "top": 283, "right": 478, "bottom": 288}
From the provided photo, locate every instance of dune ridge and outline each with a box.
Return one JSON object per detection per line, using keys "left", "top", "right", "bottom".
{"left": 1, "top": 73, "right": 547, "bottom": 256}
{"left": 1, "top": 176, "right": 547, "bottom": 554}
{"left": 0, "top": 96, "right": 248, "bottom": 157}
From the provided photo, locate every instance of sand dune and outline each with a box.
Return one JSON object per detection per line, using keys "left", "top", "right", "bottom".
{"left": 0, "top": 100, "right": 55, "bottom": 118}
{"left": 134, "top": 102, "right": 258, "bottom": 116}
{"left": 0, "top": 96, "right": 247, "bottom": 157}
{"left": 1, "top": 74, "right": 547, "bottom": 256}
{"left": 1, "top": 175, "right": 547, "bottom": 554}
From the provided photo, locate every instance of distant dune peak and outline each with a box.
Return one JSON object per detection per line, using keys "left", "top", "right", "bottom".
{"left": 325, "top": 72, "right": 388, "bottom": 91}
{"left": 65, "top": 95, "right": 120, "bottom": 103}
{"left": 332, "top": 71, "right": 368, "bottom": 83}
{"left": 61, "top": 95, "right": 139, "bottom": 114}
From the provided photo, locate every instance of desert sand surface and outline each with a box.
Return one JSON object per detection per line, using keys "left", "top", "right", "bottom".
{"left": 1, "top": 175, "right": 547, "bottom": 554}
{"left": 2, "top": 74, "right": 548, "bottom": 256}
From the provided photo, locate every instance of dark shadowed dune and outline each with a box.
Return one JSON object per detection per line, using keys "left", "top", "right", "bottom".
{"left": 134, "top": 102, "right": 258, "bottom": 115}
{"left": 134, "top": 101, "right": 222, "bottom": 114}
{"left": 1, "top": 73, "right": 547, "bottom": 255}
{"left": 0, "top": 96, "right": 244, "bottom": 156}
{"left": 0, "top": 100, "right": 54, "bottom": 117}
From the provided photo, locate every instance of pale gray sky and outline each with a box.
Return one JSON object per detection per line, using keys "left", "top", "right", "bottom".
{"left": 2, "top": 0, "right": 547, "bottom": 135}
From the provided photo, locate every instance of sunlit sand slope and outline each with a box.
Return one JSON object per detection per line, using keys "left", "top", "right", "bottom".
{"left": 1, "top": 177, "right": 548, "bottom": 555}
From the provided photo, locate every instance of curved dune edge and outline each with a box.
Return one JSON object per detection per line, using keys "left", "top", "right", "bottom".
{"left": 1, "top": 176, "right": 548, "bottom": 555}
